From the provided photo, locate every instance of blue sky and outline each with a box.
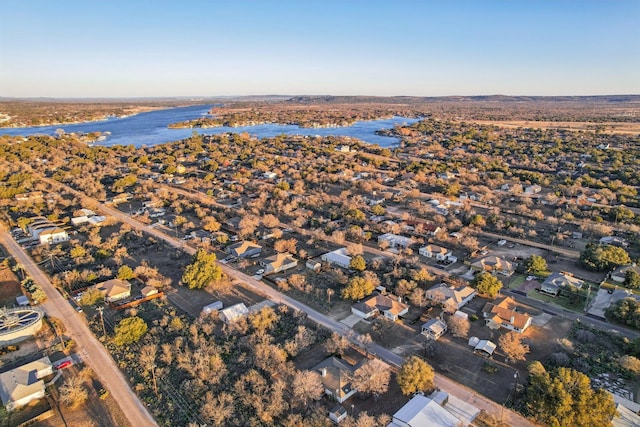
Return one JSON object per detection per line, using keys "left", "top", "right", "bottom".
{"left": 1, "top": 1, "right": 638, "bottom": 97}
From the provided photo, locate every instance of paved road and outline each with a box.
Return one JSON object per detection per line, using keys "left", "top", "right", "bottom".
{"left": 42, "top": 178, "right": 535, "bottom": 425}
{"left": 503, "top": 289, "right": 640, "bottom": 339}
{"left": 0, "top": 228, "right": 157, "bottom": 427}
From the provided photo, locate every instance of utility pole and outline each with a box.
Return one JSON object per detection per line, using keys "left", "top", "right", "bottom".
{"left": 97, "top": 306, "right": 106, "bottom": 337}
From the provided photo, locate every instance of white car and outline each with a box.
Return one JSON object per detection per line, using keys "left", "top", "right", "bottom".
{"left": 256, "top": 269, "right": 265, "bottom": 275}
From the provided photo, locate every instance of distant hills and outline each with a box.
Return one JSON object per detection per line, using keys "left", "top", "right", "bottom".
{"left": 1, "top": 95, "right": 638, "bottom": 104}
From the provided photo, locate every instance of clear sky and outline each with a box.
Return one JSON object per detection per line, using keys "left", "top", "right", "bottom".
{"left": 1, "top": 1, "right": 638, "bottom": 97}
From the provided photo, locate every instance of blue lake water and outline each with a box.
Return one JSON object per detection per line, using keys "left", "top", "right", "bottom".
{"left": 0, "top": 104, "right": 420, "bottom": 148}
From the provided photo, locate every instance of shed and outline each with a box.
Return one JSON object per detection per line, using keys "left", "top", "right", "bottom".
{"left": 15, "top": 296, "right": 29, "bottom": 307}
{"left": 329, "top": 405, "right": 347, "bottom": 424}
{"left": 202, "top": 301, "right": 223, "bottom": 314}
{"left": 474, "top": 340, "right": 496, "bottom": 357}
{"left": 219, "top": 303, "right": 249, "bottom": 324}
{"left": 140, "top": 286, "right": 158, "bottom": 297}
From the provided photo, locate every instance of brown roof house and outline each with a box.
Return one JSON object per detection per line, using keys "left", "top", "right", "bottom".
{"left": 471, "top": 256, "right": 515, "bottom": 276}
{"left": 482, "top": 296, "right": 532, "bottom": 333}
{"left": 95, "top": 279, "right": 131, "bottom": 303}
{"left": 260, "top": 253, "right": 298, "bottom": 274}
{"left": 225, "top": 241, "right": 262, "bottom": 258}
{"left": 425, "top": 283, "right": 477, "bottom": 313}
{"left": 312, "top": 356, "right": 363, "bottom": 404}
{"left": 351, "top": 294, "right": 409, "bottom": 321}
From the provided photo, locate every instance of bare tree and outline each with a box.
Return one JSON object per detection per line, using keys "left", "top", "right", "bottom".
{"left": 140, "top": 344, "right": 158, "bottom": 395}
{"left": 292, "top": 370, "right": 324, "bottom": 407}
{"left": 499, "top": 331, "right": 530, "bottom": 363}
{"left": 447, "top": 315, "right": 470, "bottom": 338}
{"left": 352, "top": 359, "right": 391, "bottom": 400}
{"left": 59, "top": 376, "right": 88, "bottom": 409}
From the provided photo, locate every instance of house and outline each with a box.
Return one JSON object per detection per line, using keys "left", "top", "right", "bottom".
{"left": 425, "top": 283, "right": 477, "bottom": 312}
{"left": 226, "top": 241, "right": 262, "bottom": 258}
{"left": 525, "top": 184, "right": 542, "bottom": 195}
{"left": 312, "top": 357, "right": 361, "bottom": 403}
{"left": 540, "top": 271, "right": 584, "bottom": 296}
{"left": 38, "top": 227, "right": 69, "bottom": 245}
{"left": 611, "top": 264, "right": 640, "bottom": 283}
{"left": 321, "top": 248, "right": 352, "bottom": 269}
{"left": 262, "top": 171, "right": 278, "bottom": 179}
{"left": 471, "top": 256, "right": 515, "bottom": 276}
{"left": 329, "top": 405, "right": 348, "bottom": 424}
{"left": 351, "top": 294, "right": 409, "bottom": 321}
{"left": 419, "top": 244, "right": 452, "bottom": 260}
{"left": 437, "top": 171, "right": 456, "bottom": 180}
{"left": 422, "top": 318, "right": 447, "bottom": 340}
{"left": 406, "top": 221, "right": 440, "bottom": 237}
{"left": 0, "top": 356, "right": 52, "bottom": 411}
{"left": 306, "top": 259, "right": 322, "bottom": 272}
{"left": 600, "top": 236, "right": 629, "bottom": 248}
{"left": 260, "top": 253, "right": 298, "bottom": 274}
{"left": 389, "top": 394, "right": 463, "bottom": 427}
{"left": 364, "top": 193, "right": 385, "bottom": 206}
{"left": 482, "top": 296, "right": 532, "bottom": 333}
{"left": 14, "top": 191, "right": 44, "bottom": 202}
{"left": 336, "top": 144, "right": 351, "bottom": 153}
{"left": 219, "top": 303, "right": 249, "bottom": 324}
{"left": 111, "top": 193, "right": 131, "bottom": 204}
{"left": 378, "top": 233, "right": 414, "bottom": 249}
{"left": 71, "top": 215, "right": 107, "bottom": 226}
{"left": 96, "top": 279, "right": 131, "bottom": 302}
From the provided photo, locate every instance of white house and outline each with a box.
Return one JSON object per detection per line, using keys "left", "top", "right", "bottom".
{"left": 321, "top": 248, "right": 352, "bottom": 269}
{"left": 425, "top": 283, "right": 477, "bottom": 312}
{"left": 260, "top": 253, "right": 298, "bottom": 274}
{"left": 351, "top": 294, "right": 409, "bottom": 321}
{"left": 612, "top": 264, "right": 640, "bottom": 283}
{"left": 525, "top": 184, "right": 542, "bottom": 194}
{"left": 378, "top": 233, "right": 414, "bottom": 249}
{"left": 0, "top": 356, "right": 52, "bottom": 411}
{"left": 600, "top": 236, "right": 629, "bottom": 248}
{"left": 312, "top": 357, "right": 361, "bottom": 403}
{"left": 421, "top": 318, "right": 447, "bottom": 340}
{"left": 38, "top": 227, "right": 69, "bottom": 245}
{"left": 540, "top": 271, "right": 584, "bottom": 296}
{"left": 419, "top": 244, "right": 452, "bottom": 260}
{"left": 329, "top": 405, "right": 348, "bottom": 424}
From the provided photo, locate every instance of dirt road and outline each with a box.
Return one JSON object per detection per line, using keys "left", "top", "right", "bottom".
{"left": 0, "top": 228, "right": 158, "bottom": 427}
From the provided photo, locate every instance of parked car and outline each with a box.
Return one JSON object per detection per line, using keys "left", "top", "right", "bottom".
{"left": 256, "top": 269, "right": 265, "bottom": 275}
{"left": 55, "top": 360, "right": 73, "bottom": 370}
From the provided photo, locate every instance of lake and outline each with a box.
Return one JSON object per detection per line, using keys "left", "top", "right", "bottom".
{"left": 0, "top": 105, "right": 420, "bottom": 148}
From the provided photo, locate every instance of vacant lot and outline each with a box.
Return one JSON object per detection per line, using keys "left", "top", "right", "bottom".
{"left": 0, "top": 265, "right": 22, "bottom": 307}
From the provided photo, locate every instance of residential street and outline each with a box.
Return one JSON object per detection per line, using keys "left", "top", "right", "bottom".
{"left": 44, "top": 184, "right": 535, "bottom": 427}
{"left": 0, "top": 227, "right": 158, "bottom": 427}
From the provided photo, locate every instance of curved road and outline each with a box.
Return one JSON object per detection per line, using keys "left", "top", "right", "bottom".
{"left": 0, "top": 228, "right": 157, "bottom": 427}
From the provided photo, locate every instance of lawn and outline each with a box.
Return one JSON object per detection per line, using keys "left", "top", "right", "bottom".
{"left": 526, "top": 289, "right": 587, "bottom": 313}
